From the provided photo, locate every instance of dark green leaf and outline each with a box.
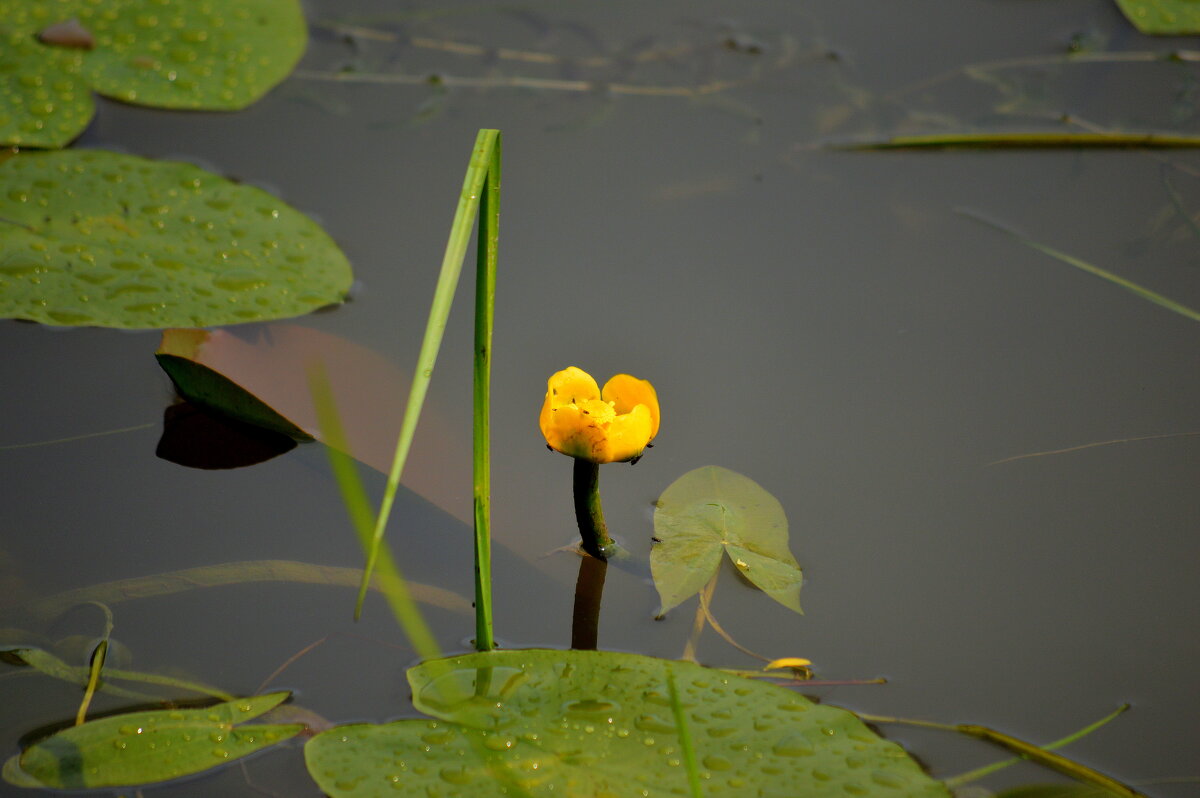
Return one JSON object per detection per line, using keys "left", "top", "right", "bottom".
{"left": 0, "top": 149, "right": 352, "bottom": 328}
{"left": 305, "top": 649, "right": 948, "bottom": 798}
{"left": 652, "top": 466, "right": 802, "bottom": 615}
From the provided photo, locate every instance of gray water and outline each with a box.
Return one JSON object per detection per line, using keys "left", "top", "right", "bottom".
{"left": 2, "top": 1, "right": 1198, "bottom": 795}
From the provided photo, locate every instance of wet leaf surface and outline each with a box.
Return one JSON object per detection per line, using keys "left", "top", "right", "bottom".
{"left": 1114, "top": 0, "right": 1200, "bottom": 34}
{"left": 0, "top": 0, "right": 306, "bottom": 147}
{"left": 0, "top": 149, "right": 351, "bottom": 328}
{"left": 651, "top": 466, "right": 802, "bottom": 616}
{"left": 305, "top": 649, "right": 949, "bottom": 798}
{"left": 3, "top": 692, "right": 303, "bottom": 789}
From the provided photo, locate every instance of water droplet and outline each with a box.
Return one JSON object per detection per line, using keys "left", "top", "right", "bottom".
{"left": 634, "top": 714, "right": 676, "bottom": 734}
{"left": 212, "top": 748, "right": 229, "bottom": 758}
{"left": 213, "top": 271, "right": 268, "bottom": 291}
{"left": 771, "top": 735, "right": 814, "bottom": 757}
{"left": 871, "top": 771, "right": 905, "bottom": 788}
{"left": 113, "top": 740, "right": 128, "bottom": 750}
{"left": 483, "top": 735, "right": 515, "bottom": 751}
{"left": 702, "top": 755, "right": 733, "bottom": 771}
{"left": 439, "top": 766, "right": 473, "bottom": 785}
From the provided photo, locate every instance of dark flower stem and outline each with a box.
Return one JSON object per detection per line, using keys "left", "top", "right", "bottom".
{"left": 570, "top": 555, "right": 607, "bottom": 650}
{"left": 572, "top": 459, "right": 616, "bottom": 559}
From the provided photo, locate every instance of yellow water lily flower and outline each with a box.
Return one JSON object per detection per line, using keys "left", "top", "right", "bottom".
{"left": 540, "top": 366, "right": 660, "bottom": 464}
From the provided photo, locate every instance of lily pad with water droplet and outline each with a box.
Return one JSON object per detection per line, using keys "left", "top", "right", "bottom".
{"left": 1114, "top": 0, "right": 1200, "bottom": 33}
{"left": 0, "top": 149, "right": 352, "bottom": 328}
{"left": 652, "top": 465, "right": 803, "bottom": 616}
{"left": 304, "top": 649, "right": 950, "bottom": 797}
{"left": 0, "top": 0, "right": 307, "bottom": 147}
{"left": 3, "top": 692, "right": 303, "bottom": 789}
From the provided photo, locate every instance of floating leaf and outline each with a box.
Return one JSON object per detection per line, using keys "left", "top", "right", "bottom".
{"left": 157, "top": 329, "right": 311, "bottom": 439}
{"left": 1114, "top": 0, "right": 1200, "bottom": 34}
{"left": 4, "top": 692, "right": 303, "bottom": 789}
{"left": 0, "top": 0, "right": 307, "bottom": 147}
{"left": 652, "top": 466, "right": 802, "bottom": 616}
{"left": 305, "top": 649, "right": 949, "bottom": 798}
{"left": 0, "top": 149, "right": 352, "bottom": 328}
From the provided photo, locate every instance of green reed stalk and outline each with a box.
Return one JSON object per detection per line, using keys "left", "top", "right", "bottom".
{"left": 473, "top": 133, "right": 500, "bottom": 652}
{"left": 354, "top": 130, "right": 501, "bottom": 655}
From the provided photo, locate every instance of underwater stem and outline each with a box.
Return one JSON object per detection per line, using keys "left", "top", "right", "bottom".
{"left": 572, "top": 459, "right": 615, "bottom": 558}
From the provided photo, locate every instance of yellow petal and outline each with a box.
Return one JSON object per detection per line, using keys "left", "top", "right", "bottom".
{"left": 542, "top": 402, "right": 613, "bottom": 462}
{"left": 601, "top": 403, "right": 653, "bottom": 463}
{"left": 602, "top": 374, "right": 660, "bottom": 441}
{"left": 547, "top": 366, "right": 600, "bottom": 406}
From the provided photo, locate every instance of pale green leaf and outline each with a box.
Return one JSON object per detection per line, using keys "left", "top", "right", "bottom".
{"left": 1114, "top": 0, "right": 1200, "bottom": 34}
{"left": 304, "top": 649, "right": 949, "bottom": 798}
{"left": 652, "top": 466, "right": 802, "bottom": 615}
{"left": 5, "top": 692, "right": 303, "bottom": 789}
{"left": 0, "top": 149, "right": 352, "bottom": 328}
{"left": 0, "top": 0, "right": 307, "bottom": 147}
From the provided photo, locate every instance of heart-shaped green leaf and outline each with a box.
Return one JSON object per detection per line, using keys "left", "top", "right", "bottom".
{"left": 0, "top": 0, "right": 306, "bottom": 147}
{"left": 304, "top": 649, "right": 949, "bottom": 797}
{"left": 0, "top": 149, "right": 352, "bottom": 328}
{"left": 652, "top": 465, "right": 802, "bottom": 616}
{"left": 4, "top": 692, "right": 303, "bottom": 789}
{"left": 1114, "top": 0, "right": 1200, "bottom": 33}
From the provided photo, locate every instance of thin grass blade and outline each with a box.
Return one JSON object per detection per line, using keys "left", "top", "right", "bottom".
{"left": 355, "top": 129, "right": 501, "bottom": 621}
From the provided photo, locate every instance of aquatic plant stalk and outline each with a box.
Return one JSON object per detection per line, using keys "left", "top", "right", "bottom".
{"left": 839, "top": 131, "right": 1200, "bottom": 149}
{"left": 73, "top": 603, "right": 113, "bottom": 725}
{"left": 573, "top": 460, "right": 616, "bottom": 558}
{"left": 943, "top": 704, "right": 1130, "bottom": 788}
{"left": 472, "top": 131, "right": 500, "bottom": 652}
{"left": 859, "top": 705, "right": 1142, "bottom": 797}
{"left": 959, "top": 208, "right": 1200, "bottom": 322}
{"left": 355, "top": 129, "right": 502, "bottom": 626}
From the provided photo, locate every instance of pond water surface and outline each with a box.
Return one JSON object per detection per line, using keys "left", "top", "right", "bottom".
{"left": 2, "top": 1, "right": 1198, "bottom": 796}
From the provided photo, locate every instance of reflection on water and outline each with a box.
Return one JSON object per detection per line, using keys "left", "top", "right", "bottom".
{"left": 1, "top": 0, "right": 1198, "bottom": 795}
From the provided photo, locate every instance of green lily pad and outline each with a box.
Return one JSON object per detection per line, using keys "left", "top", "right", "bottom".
{"left": 0, "top": 149, "right": 352, "bottom": 328}
{"left": 0, "top": 0, "right": 307, "bottom": 147}
{"left": 651, "top": 465, "right": 803, "bottom": 616}
{"left": 3, "top": 692, "right": 303, "bottom": 789}
{"left": 304, "top": 649, "right": 949, "bottom": 798}
{"left": 1114, "top": 0, "right": 1200, "bottom": 34}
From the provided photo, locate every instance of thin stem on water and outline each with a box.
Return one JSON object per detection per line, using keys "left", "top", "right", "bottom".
{"left": 472, "top": 131, "right": 501, "bottom": 652}
{"left": 572, "top": 459, "right": 616, "bottom": 558}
